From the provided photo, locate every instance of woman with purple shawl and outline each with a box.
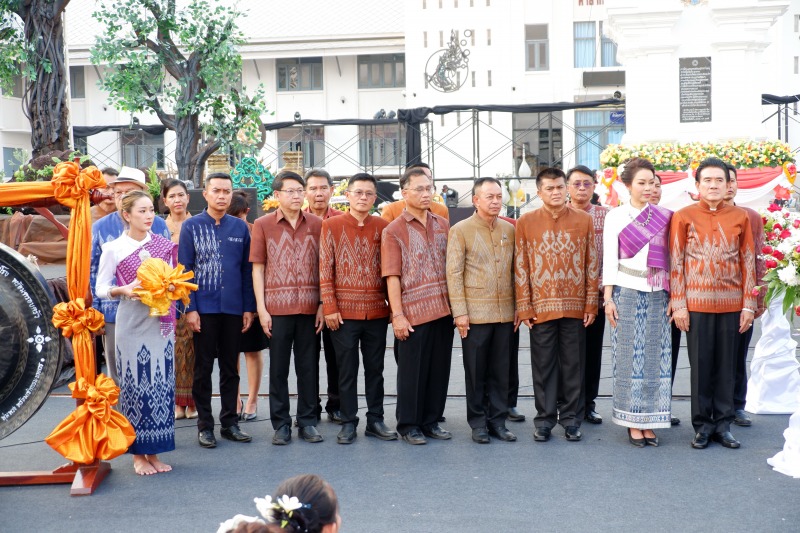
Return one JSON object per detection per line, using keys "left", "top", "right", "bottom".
{"left": 602, "top": 158, "right": 673, "bottom": 447}
{"left": 97, "top": 191, "right": 177, "bottom": 475}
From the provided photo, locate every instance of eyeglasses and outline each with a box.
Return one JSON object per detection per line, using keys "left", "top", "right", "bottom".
{"left": 405, "top": 186, "right": 435, "bottom": 195}
{"left": 277, "top": 189, "right": 305, "bottom": 196}
{"left": 347, "top": 190, "right": 376, "bottom": 198}
{"left": 570, "top": 181, "right": 595, "bottom": 189}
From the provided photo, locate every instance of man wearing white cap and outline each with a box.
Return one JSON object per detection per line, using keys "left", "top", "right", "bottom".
{"left": 89, "top": 166, "right": 171, "bottom": 383}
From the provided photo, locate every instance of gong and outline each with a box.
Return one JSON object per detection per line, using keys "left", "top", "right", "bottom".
{"left": 0, "top": 243, "right": 62, "bottom": 440}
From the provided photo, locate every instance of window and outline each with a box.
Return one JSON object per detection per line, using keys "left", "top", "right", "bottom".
{"left": 575, "top": 110, "right": 625, "bottom": 170}
{"left": 69, "top": 66, "right": 85, "bottom": 99}
{"left": 574, "top": 22, "right": 596, "bottom": 68}
{"left": 2, "top": 75, "right": 24, "bottom": 98}
{"left": 277, "top": 58, "right": 323, "bottom": 91}
{"left": 359, "top": 124, "right": 406, "bottom": 167}
{"left": 600, "top": 22, "right": 621, "bottom": 67}
{"left": 120, "top": 130, "right": 164, "bottom": 169}
{"left": 74, "top": 136, "right": 88, "bottom": 155}
{"left": 358, "top": 54, "right": 405, "bottom": 88}
{"left": 3, "top": 147, "right": 21, "bottom": 178}
{"left": 277, "top": 126, "right": 325, "bottom": 168}
{"left": 525, "top": 25, "right": 549, "bottom": 71}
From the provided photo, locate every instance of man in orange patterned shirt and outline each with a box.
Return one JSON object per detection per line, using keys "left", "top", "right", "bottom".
{"left": 670, "top": 158, "right": 757, "bottom": 450}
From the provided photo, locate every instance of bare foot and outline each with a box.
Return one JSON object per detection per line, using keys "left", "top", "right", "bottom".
{"left": 133, "top": 455, "right": 157, "bottom": 476}
{"left": 186, "top": 407, "right": 198, "bottom": 419}
{"left": 643, "top": 429, "right": 656, "bottom": 439}
{"left": 175, "top": 405, "right": 186, "bottom": 420}
{"left": 629, "top": 428, "right": 644, "bottom": 439}
{"left": 146, "top": 454, "right": 172, "bottom": 473}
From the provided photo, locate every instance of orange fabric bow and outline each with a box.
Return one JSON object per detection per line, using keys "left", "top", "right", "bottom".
{"left": 133, "top": 258, "right": 198, "bottom": 316}
{"left": 45, "top": 375, "right": 136, "bottom": 463}
{"left": 52, "top": 298, "right": 105, "bottom": 383}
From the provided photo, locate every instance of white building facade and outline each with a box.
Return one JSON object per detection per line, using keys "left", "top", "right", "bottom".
{"left": 1, "top": 0, "right": 798, "bottom": 205}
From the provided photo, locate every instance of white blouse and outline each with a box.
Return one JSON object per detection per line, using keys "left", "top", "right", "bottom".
{"left": 602, "top": 204, "right": 663, "bottom": 293}
{"left": 96, "top": 232, "right": 153, "bottom": 300}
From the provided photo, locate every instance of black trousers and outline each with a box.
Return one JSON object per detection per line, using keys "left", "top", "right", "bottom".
{"left": 671, "top": 322, "right": 682, "bottom": 387}
{"left": 686, "top": 312, "right": 740, "bottom": 434}
{"left": 508, "top": 328, "right": 520, "bottom": 408}
{"left": 584, "top": 310, "right": 605, "bottom": 412}
{"left": 462, "top": 322, "right": 512, "bottom": 428}
{"left": 396, "top": 316, "right": 453, "bottom": 435}
{"left": 733, "top": 327, "right": 755, "bottom": 411}
{"left": 315, "top": 328, "right": 339, "bottom": 415}
{"left": 192, "top": 313, "right": 242, "bottom": 432}
{"left": 330, "top": 318, "right": 389, "bottom": 426}
{"left": 530, "top": 318, "right": 585, "bottom": 429}
{"left": 269, "top": 314, "right": 318, "bottom": 430}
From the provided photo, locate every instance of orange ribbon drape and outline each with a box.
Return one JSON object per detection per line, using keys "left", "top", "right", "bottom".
{"left": 45, "top": 375, "right": 136, "bottom": 463}
{"left": 0, "top": 162, "right": 135, "bottom": 463}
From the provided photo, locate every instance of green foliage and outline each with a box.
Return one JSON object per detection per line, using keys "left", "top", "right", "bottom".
{"left": 91, "top": 0, "right": 268, "bottom": 160}
{"left": 145, "top": 161, "right": 160, "bottom": 203}
{"left": 0, "top": 4, "right": 57, "bottom": 94}
{"left": 12, "top": 148, "right": 93, "bottom": 182}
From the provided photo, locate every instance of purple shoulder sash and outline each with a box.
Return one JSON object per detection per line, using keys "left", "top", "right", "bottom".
{"left": 618, "top": 204, "right": 672, "bottom": 291}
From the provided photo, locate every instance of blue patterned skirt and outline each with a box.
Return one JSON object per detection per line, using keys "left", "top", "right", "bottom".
{"left": 116, "top": 299, "right": 176, "bottom": 455}
{"left": 610, "top": 286, "right": 672, "bottom": 429}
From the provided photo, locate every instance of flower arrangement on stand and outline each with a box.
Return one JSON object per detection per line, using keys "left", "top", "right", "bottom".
{"left": 760, "top": 203, "right": 800, "bottom": 315}
{"left": 330, "top": 178, "right": 350, "bottom": 213}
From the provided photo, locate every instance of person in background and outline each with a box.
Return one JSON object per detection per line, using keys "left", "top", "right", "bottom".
{"left": 447, "top": 178, "right": 517, "bottom": 444}
{"left": 90, "top": 166, "right": 170, "bottom": 384}
{"left": 380, "top": 163, "right": 450, "bottom": 223}
{"left": 179, "top": 173, "right": 256, "bottom": 449}
{"left": 161, "top": 178, "right": 197, "bottom": 421}
{"left": 515, "top": 167, "right": 598, "bottom": 443}
{"left": 382, "top": 166, "right": 452, "bottom": 445}
{"left": 651, "top": 174, "right": 663, "bottom": 206}
{"left": 304, "top": 168, "right": 344, "bottom": 424}
{"left": 251, "top": 171, "right": 324, "bottom": 445}
{"left": 670, "top": 158, "right": 757, "bottom": 450}
{"left": 227, "top": 191, "right": 268, "bottom": 422}
{"left": 96, "top": 190, "right": 176, "bottom": 475}
{"left": 497, "top": 213, "right": 524, "bottom": 423}
{"left": 567, "top": 165, "right": 608, "bottom": 425}
{"left": 723, "top": 163, "right": 766, "bottom": 428}
{"left": 90, "top": 167, "right": 118, "bottom": 223}
{"left": 320, "top": 173, "right": 397, "bottom": 444}
{"left": 603, "top": 158, "right": 673, "bottom": 447}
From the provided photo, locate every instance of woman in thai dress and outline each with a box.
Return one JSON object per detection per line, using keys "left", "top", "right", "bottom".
{"left": 97, "top": 190, "right": 177, "bottom": 475}
{"left": 161, "top": 178, "right": 197, "bottom": 420}
{"left": 602, "top": 158, "right": 673, "bottom": 447}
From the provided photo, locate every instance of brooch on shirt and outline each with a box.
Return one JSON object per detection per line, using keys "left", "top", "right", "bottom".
{"left": 138, "top": 249, "right": 152, "bottom": 261}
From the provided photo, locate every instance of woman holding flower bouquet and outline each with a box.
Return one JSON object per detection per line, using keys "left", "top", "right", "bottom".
{"left": 603, "top": 158, "right": 673, "bottom": 447}
{"left": 96, "top": 190, "right": 179, "bottom": 475}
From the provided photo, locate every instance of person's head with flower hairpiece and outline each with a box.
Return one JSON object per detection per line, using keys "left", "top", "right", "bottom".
{"left": 217, "top": 474, "right": 341, "bottom": 533}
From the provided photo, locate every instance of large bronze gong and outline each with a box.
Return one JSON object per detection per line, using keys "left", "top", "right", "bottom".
{"left": 0, "top": 242, "right": 62, "bottom": 440}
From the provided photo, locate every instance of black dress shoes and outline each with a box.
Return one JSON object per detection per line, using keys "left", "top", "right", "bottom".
{"left": 507, "top": 407, "right": 526, "bottom": 422}
{"left": 221, "top": 424, "right": 252, "bottom": 443}
{"left": 733, "top": 409, "right": 752, "bottom": 427}
{"left": 564, "top": 426, "right": 582, "bottom": 441}
{"left": 584, "top": 410, "right": 603, "bottom": 424}
{"left": 327, "top": 410, "right": 344, "bottom": 424}
{"left": 489, "top": 425, "right": 517, "bottom": 442}
{"left": 628, "top": 428, "right": 645, "bottom": 448}
{"left": 299, "top": 425, "right": 324, "bottom": 443}
{"left": 365, "top": 420, "right": 398, "bottom": 441}
{"left": 422, "top": 423, "right": 452, "bottom": 440}
{"left": 691, "top": 432, "right": 710, "bottom": 449}
{"left": 272, "top": 424, "right": 292, "bottom": 446}
{"left": 472, "top": 427, "right": 490, "bottom": 444}
{"left": 671, "top": 417, "right": 681, "bottom": 426}
{"left": 337, "top": 423, "right": 356, "bottom": 444}
{"left": 198, "top": 429, "right": 217, "bottom": 448}
{"left": 402, "top": 428, "right": 427, "bottom": 445}
{"left": 712, "top": 431, "right": 740, "bottom": 449}
{"left": 533, "top": 427, "right": 551, "bottom": 442}
{"left": 645, "top": 434, "right": 659, "bottom": 447}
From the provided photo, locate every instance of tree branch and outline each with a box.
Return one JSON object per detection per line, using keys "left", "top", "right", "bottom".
{"left": 143, "top": 87, "right": 175, "bottom": 130}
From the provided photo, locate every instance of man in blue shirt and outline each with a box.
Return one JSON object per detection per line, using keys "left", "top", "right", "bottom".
{"left": 179, "top": 173, "right": 257, "bottom": 449}
{"left": 90, "top": 167, "right": 170, "bottom": 384}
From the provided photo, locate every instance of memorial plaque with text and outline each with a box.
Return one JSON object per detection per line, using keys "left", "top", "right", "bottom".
{"left": 679, "top": 57, "right": 712, "bottom": 123}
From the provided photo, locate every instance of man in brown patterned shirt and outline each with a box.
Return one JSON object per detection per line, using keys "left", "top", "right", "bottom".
{"left": 515, "top": 167, "right": 598, "bottom": 443}
{"left": 251, "top": 171, "right": 325, "bottom": 446}
{"left": 447, "top": 178, "right": 517, "bottom": 444}
{"left": 320, "top": 173, "right": 397, "bottom": 444}
{"left": 382, "top": 166, "right": 452, "bottom": 445}
{"left": 567, "top": 165, "right": 608, "bottom": 425}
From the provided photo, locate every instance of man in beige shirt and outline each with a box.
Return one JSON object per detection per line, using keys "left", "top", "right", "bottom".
{"left": 447, "top": 178, "right": 517, "bottom": 444}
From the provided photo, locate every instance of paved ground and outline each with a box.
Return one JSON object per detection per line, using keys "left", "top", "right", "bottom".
{"left": 1, "top": 264, "right": 798, "bottom": 531}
